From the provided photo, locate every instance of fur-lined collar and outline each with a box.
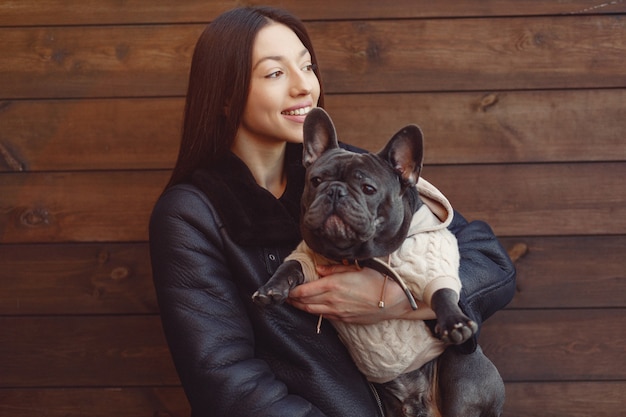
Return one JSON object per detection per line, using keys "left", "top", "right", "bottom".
{"left": 191, "top": 143, "right": 305, "bottom": 247}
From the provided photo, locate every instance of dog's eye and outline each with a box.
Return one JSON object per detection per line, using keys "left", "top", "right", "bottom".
{"left": 311, "top": 177, "right": 323, "bottom": 187}
{"left": 362, "top": 184, "right": 376, "bottom": 195}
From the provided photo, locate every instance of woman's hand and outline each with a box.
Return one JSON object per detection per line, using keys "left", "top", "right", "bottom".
{"left": 287, "top": 264, "right": 436, "bottom": 324}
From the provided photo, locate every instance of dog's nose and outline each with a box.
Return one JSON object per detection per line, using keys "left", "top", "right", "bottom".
{"left": 327, "top": 183, "right": 347, "bottom": 200}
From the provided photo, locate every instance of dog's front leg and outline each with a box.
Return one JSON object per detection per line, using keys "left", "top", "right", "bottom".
{"left": 430, "top": 288, "right": 478, "bottom": 345}
{"left": 252, "top": 260, "right": 305, "bottom": 305}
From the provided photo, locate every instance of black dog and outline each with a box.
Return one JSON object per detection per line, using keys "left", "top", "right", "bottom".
{"left": 253, "top": 108, "right": 504, "bottom": 417}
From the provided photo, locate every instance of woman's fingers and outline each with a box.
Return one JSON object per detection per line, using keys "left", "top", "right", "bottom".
{"left": 288, "top": 265, "right": 437, "bottom": 323}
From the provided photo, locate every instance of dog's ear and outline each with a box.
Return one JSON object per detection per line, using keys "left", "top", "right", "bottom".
{"left": 303, "top": 107, "right": 339, "bottom": 168}
{"left": 378, "top": 124, "right": 424, "bottom": 189}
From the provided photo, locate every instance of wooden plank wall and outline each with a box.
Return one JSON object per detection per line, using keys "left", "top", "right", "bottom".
{"left": 1, "top": 1, "right": 624, "bottom": 416}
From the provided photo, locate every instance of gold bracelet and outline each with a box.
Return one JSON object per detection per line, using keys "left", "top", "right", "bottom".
{"left": 378, "top": 274, "right": 388, "bottom": 308}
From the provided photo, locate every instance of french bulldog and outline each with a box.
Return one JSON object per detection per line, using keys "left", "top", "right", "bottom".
{"left": 253, "top": 108, "right": 504, "bottom": 417}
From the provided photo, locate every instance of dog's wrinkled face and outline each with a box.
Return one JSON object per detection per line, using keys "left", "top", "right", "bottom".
{"left": 300, "top": 108, "right": 424, "bottom": 261}
{"left": 302, "top": 150, "right": 405, "bottom": 257}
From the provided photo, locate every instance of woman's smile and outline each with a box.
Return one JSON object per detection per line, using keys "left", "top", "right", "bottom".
{"left": 236, "top": 22, "right": 321, "bottom": 146}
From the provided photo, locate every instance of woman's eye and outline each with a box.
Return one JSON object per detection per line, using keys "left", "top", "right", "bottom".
{"left": 303, "top": 63, "right": 317, "bottom": 72}
{"left": 362, "top": 184, "right": 376, "bottom": 195}
{"left": 311, "top": 177, "right": 322, "bottom": 187}
{"left": 266, "top": 70, "right": 284, "bottom": 79}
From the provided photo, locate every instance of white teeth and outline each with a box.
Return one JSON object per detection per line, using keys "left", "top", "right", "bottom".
{"left": 283, "top": 106, "right": 311, "bottom": 116}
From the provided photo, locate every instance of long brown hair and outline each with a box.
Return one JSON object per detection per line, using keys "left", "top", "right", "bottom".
{"left": 167, "top": 6, "right": 325, "bottom": 188}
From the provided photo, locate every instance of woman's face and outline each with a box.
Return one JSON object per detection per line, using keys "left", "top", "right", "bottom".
{"left": 237, "top": 23, "right": 321, "bottom": 146}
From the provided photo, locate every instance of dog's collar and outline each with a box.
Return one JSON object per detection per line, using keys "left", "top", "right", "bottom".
{"left": 342, "top": 258, "right": 418, "bottom": 310}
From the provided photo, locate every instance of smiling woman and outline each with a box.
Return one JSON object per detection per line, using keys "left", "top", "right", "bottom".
{"left": 148, "top": 5, "right": 515, "bottom": 417}
{"left": 233, "top": 22, "right": 320, "bottom": 196}
{"left": 164, "top": 7, "right": 325, "bottom": 189}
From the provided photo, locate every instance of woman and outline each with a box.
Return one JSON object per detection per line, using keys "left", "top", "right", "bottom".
{"left": 149, "top": 6, "right": 515, "bottom": 417}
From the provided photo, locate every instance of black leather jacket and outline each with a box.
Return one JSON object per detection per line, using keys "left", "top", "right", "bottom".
{"left": 149, "top": 144, "right": 516, "bottom": 417}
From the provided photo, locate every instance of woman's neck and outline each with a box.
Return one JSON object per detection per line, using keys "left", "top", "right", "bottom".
{"left": 231, "top": 139, "right": 287, "bottom": 198}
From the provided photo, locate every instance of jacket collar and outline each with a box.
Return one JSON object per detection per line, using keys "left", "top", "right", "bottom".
{"left": 191, "top": 143, "right": 305, "bottom": 247}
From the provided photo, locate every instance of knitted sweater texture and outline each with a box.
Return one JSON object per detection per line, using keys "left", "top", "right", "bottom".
{"left": 286, "top": 178, "right": 461, "bottom": 383}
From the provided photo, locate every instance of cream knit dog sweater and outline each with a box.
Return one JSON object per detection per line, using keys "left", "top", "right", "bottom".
{"left": 286, "top": 178, "right": 461, "bottom": 383}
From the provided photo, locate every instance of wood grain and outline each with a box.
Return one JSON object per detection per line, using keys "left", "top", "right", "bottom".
{"left": 501, "top": 236, "right": 626, "bottom": 309}
{"left": 0, "top": 387, "right": 189, "bottom": 417}
{"left": 1, "top": 0, "right": 624, "bottom": 26}
{"left": 0, "top": 311, "right": 622, "bottom": 386}
{"left": 1, "top": 163, "right": 624, "bottom": 243}
{"left": 1, "top": 236, "right": 624, "bottom": 315}
{"left": 1, "top": 3, "right": 624, "bottom": 416}
{"left": 0, "top": 170, "right": 169, "bottom": 243}
{"left": 2, "top": 89, "right": 625, "bottom": 171}
{"left": 0, "top": 243, "right": 157, "bottom": 315}
{"left": 1, "top": 15, "right": 625, "bottom": 99}
{"left": 480, "top": 309, "right": 626, "bottom": 381}
{"left": 0, "top": 98, "right": 182, "bottom": 171}
{"left": 427, "top": 162, "right": 626, "bottom": 237}
{"left": 503, "top": 381, "right": 626, "bottom": 417}
{"left": 323, "top": 89, "right": 626, "bottom": 163}
{"left": 0, "top": 24, "right": 201, "bottom": 99}
{"left": 0, "top": 382, "right": 624, "bottom": 417}
{"left": 0, "top": 316, "right": 179, "bottom": 387}
{"left": 309, "top": 15, "right": 626, "bottom": 93}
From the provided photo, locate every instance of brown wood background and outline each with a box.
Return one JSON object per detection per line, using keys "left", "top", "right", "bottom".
{"left": 1, "top": 1, "right": 625, "bottom": 416}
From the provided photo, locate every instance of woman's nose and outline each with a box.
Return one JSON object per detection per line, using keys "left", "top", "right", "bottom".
{"left": 291, "top": 71, "right": 313, "bottom": 96}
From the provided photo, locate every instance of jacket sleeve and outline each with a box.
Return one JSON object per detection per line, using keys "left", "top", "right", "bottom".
{"left": 149, "top": 186, "right": 326, "bottom": 417}
{"left": 447, "top": 210, "right": 517, "bottom": 353}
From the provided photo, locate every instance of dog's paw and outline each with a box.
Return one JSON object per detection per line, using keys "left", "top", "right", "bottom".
{"left": 252, "top": 287, "right": 289, "bottom": 306}
{"left": 435, "top": 316, "right": 478, "bottom": 345}
{"left": 253, "top": 261, "right": 305, "bottom": 307}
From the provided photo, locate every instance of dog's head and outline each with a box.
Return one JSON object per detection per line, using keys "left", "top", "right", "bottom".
{"left": 300, "top": 108, "right": 423, "bottom": 261}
